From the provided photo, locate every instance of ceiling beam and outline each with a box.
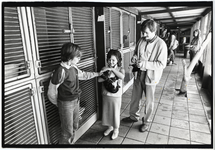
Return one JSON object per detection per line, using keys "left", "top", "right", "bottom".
{"left": 165, "top": 21, "right": 196, "bottom": 24}
{"left": 154, "top": 15, "right": 202, "bottom": 21}
{"left": 139, "top": 7, "right": 209, "bottom": 15}
{"left": 169, "top": 25, "right": 192, "bottom": 28}
{"left": 165, "top": 7, "right": 177, "bottom": 25}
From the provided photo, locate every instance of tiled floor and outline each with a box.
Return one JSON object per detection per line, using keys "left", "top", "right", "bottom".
{"left": 75, "top": 53, "right": 212, "bottom": 146}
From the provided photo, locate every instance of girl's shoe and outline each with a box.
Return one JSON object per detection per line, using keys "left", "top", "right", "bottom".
{"left": 104, "top": 126, "right": 113, "bottom": 136}
{"left": 111, "top": 129, "right": 119, "bottom": 140}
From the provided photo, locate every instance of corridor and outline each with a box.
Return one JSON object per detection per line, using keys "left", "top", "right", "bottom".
{"left": 75, "top": 53, "right": 212, "bottom": 146}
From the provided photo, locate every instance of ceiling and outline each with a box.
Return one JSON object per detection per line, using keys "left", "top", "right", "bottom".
{"left": 134, "top": 6, "right": 211, "bottom": 32}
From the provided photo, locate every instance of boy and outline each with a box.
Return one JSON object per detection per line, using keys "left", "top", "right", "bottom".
{"left": 51, "top": 42, "right": 102, "bottom": 144}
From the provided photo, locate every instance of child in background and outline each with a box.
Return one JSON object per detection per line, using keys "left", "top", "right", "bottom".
{"left": 51, "top": 43, "right": 102, "bottom": 144}
{"left": 98, "top": 49, "right": 125, "bottom": 140}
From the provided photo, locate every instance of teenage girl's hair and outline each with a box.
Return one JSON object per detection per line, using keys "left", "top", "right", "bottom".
{"left": 141, "top": 19, "right": 157, "bottom": 33}
{"left": 61, "top": 42, "right": 82, "bottom": 62}
{"left": 107, "top": 49, "right": 122, "bottom": 67}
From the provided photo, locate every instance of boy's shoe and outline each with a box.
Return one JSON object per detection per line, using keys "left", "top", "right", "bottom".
{"left": 111, "top": 129, "right": 119, "bottom": 140}
{"left": 104, "top": 126, "right": 113, "bottom": 136}
{"left": 122, "top": 117, "right": 138, "bottom": 123}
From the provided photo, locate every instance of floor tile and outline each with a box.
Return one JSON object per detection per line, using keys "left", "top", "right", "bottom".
{"left": 156, "top": 108, "right": 172, "bottom": 118}
{"left": 171, "top": 118, "right": 189, "bottom": 130}
{"left": 188, "top": 102, "right": 203, "bottom": 110}
{"left": 173, "top": 101, "right": 188, "bottom": 107}
{"left": 189, "top": 122, "right": 210, "bottom": 134}
{"left": 172, "top": 105, "right": 188, "bottom": 112}
{"left": 172, "top": 110, "right": 189, "bottom": 121}
{"left": 169, "top": 127, "right": 190, "bottom": 140}
{"left": 79, "top": 128, "right": 104, "bottom": 144}
{"left": 122, "top": 138, "right": 144, "bottom": 144}
{"left": 119, "top": 125, "right": 130, "bottom": 137}
{"left": 90, "top": 120, "right": 107, "bottom": 132}
{"left": 189, "top": 108, "right": 205, "bottom": 116}
{"left": 168, "top": 137, "right": 190, "bottom": 144}
{"left": 75, "top": 139, "right": 96, "bottom": 145}
{"left": 146, "top": 132, "right": 168, "bottom": 144}
{"left": 190, "top": 130, "right": 211, "bottom": 144}
{"left": 174, "top": 96, "right": 187, "bottom": 102}
{"left": 98, "top": 136, "right": 124, "bottom": 144}
{"left": 153, "top": 115, "right": 171, "bottom": 126}
{"left": 160, "top": 99, "right": 173, "bottom": 106}
{"left": 150, "top": 123, "right": 170, "bottom": 136}
{"left": 157, "top": 103, "right": 173, "bottom": 111}
{"left": 189, "top": 114, "right": 208, "bottom": 124}
{"left": 126, "top": 122, "right": 148, "bottom": 143}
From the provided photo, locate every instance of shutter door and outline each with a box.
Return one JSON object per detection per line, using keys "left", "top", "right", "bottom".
{"left": 130, "top": 15, "right": 135, "bottom": 44}
{"left": 122, "top": 12, "right": 129, "bottom": 48}
{"left": 4, "top": 7, "right": 29, "bottom": 83}
{"left": 71, "top": 7, "right": 97, "bottom": 125}
{"left": 41, "top": 78, "right": 61, "bottom": 144}
{"left": 33, "top": 7, "right": 71, "bottom": 74}
{"left": 4, "top": 85, "right": 39, "bottom": 144}
{"left": 111, "top": 9, "right": 120, "bottom": 49}
{"left": 104, "top": 7, "right": 110, "bottom": 52}
{"left": 71, "top": 7, "right": 94, "bottom": 61}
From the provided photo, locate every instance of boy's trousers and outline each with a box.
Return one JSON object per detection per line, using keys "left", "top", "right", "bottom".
{"left": 129, "top": 71, "right": 156, "bottom": 123}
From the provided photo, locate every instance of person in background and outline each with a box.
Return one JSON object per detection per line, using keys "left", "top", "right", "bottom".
{"left": 98, "top": 49, "right": 125, "bottom": 140}
{"left": 167, "top": 32, "right": 178, "bottom": 65}
{"left": 122, "top": 19, "right": 167, "bottom": 132}
{"left": 51, "top": 43, "right": 102, "bottom": 144}
{"left": 189, "top": 29, "right": 202, "bottom": 73}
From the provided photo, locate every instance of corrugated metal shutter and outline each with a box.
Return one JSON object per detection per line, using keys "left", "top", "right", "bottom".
{"left": 71, "top": 7, "right": 97, "bottom": 125}
{"left": 42, "top": 78, "right": 61, "bottom": 144}
{"left": 4, "top": 86, "right": 39, "bottom": 144}
{"left": 111, "top": 9, "right": 120, "bottom": 49}
{"left": 33, "top": 7, "right": 71, "bottom": 74}
{"left": 4, "top": 7, "right": 29, "bottom": 82}
{"left": 71, "top": 7, "right": 94, "bottom": 61}
{"left": 104, "top": 7, "right": 110, "bottom": 52}
{"left": 130, "top": 15, "right": 135, "bottom": 44}
{"left": 122, "top": 12, "right": 129, "bottom": 48}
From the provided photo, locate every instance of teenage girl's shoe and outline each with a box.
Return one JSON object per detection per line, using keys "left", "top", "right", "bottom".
{"left": 111, "top": 129, "right": 119, "bottom": 140}
{"left": 104, "top": 126, "right": 113, "bottom": 136}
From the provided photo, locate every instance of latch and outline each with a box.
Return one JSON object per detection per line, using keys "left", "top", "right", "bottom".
{"left": 35, "top": 60, "right": 41, "bottom": 68}
{"left": 30, "top": 88, "right": 35, "bottom": 96}
{"left": 39, "top": 86, "right": 44, "bottom": 93}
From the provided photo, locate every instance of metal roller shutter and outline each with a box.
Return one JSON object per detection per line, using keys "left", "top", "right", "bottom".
{"left": 71, "top": 7, "right": 97, "bottom": 125}
{"left": 71, "top": 7, "right": 94, "bottom": 61}
{"left": 111, "top": 9, "right": 120, "bottom": 50}
{"left": 130, "top": 15, "right": 135, "bottom": 44}
{"left": 123, "top": 12, "right": 129, "bottom": 48}
{"left": 41, "top": 78, "right": 61, "bottom": 144}
{"left": 4, "top": 86, "right": 39, "bottom": 145}
{"left": 4, "top": 7, "right": 29, "bottom": 82}
{"left": 33, "top": 7, "right": 71, "bottom": 74}
{"left": 104, "top": 7, "right": 110, "bottom": 52}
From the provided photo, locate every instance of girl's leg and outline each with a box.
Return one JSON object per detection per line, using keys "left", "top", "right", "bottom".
{"left": 111, "top": 128, "right": 119, "bottom": 140}
{"left": 104, "top": 126, "right": 113, "bottom": 136}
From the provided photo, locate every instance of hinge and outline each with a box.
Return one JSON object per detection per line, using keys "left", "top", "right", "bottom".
{"left": 39, "top": 86, "right": 44, "bottom": 93}
{"left": 26, "top": 61, "right": 31, "bottom": 69}
{"left": 35, "top": 60, "right": 41, "bottom": 68}
{"left": 30, "top": 88, "right": 35, "bottom": 96}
